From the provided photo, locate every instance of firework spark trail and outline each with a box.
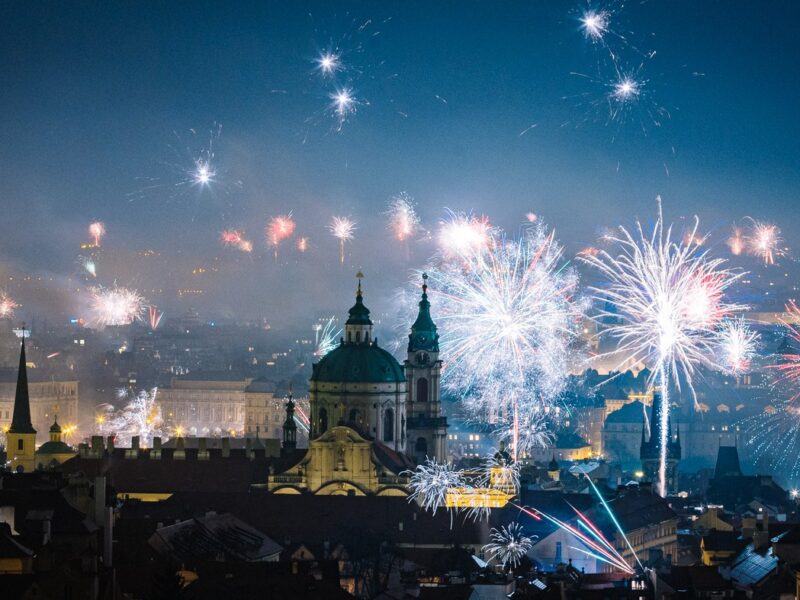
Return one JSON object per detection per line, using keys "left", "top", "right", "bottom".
{"left": 297, "top": 236, "right": 309, "bottom": 253}
{"left": 717, "top": 318, "right": 758, "bottom": 375}
{"left": 582, "top": 199, "right": 747, "bottom": 495}
{"left": 99, "top": 387, "right": 164, "bottom": 447}
{"left": 77, "top": 256, "right": 97, "bottom": 278}
{"left": 149, "top": 305, "right": 164, "bottom": 331}
{"left": 0, "top": 291, "right": 19, "bottom": 319}
{"left": 330, "top": 88, "right": 357, "bottom": 130}
{"left": 405, "top": 458, "right": 466, "bottom": 516}
{"left": 422, "top": 217, "right": 585, "bottom": 455}
{"left": 89, "top": 285, "right": 146, "bottom": 328}
{"left": 316, "top": 51, "right": 341, "bottom": 76}
{"left": 514, "top": 503, "right": 633, "bottom": 573}
{"left": 314, "top": 316, "right": 342, "bottom": 357}
{"left": 89, "top": 222, "right": 105, "bottom": 246}
{"left": 386, "top": 192, "right": 421, "bottom": 242}
{"left": 482, "top": 523, "right": 534, "bottom": 568}
{"left": 266, "top": 214, "right": 297, "bottom": 260}
{"left": 328, "top": 216, "right": 356, "bottom": 264}
{"left": 727, "top": 226, "right": 745, "bottom": 256}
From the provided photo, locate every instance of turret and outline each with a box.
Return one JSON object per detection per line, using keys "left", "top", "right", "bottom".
{"left": 282, "top": 392, "right": 297, "bottom": 455}
{"left": 344, "top": 272, "right": 373, "bottom": 345}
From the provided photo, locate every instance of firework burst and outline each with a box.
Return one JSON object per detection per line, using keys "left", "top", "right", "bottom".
{"left": 582, "top": 200, "right": 747, "bottom": 495}
{"left": 419, "top": 218, "right": 584, "bottom": 455}
{"left": 405, "top": 458, "right": 466, "bottom": 516}
{"left": 717, "top": 318, "right": 758, "bottom": 375}
{"left": 77, "top": 255, "right": 97, "bottom": 278}
{"left": 0, "top": 291, "right": 19, "bottom": 319}
{"left": 220, "top": 229, "right": 253, "bottom": 253}
{"left": 745, "top": 219, "right": 782, "bottom": 265}
{"left": 297, "top": 236, "right": 310, "bottom": 253}
{"left": 386, "top": 192, "right": 421, "bottom": 242}
{"left": 316, "top": 51, "right": 341, "bottom": 76}
{"left": 266, "top": 214, "right": 297, "bottom": 260}
{"left": 580, "top": 9, "right": 610, "bottom": 41}
{"left": 437, "top": 210, "right": 495, "bottom": 258}
{"left": 330, "top": 88, "right": 357, "bottom": 130}
{"left": 727, "top": 226, "right": 745, "bottom": 256}
{"left": 98, "top": 387, "right": 164, "bottom": 447}
{"left": 328, "top": 216, "right": 357, "bottom": 264}
{"left": 89, "top": 285, "right": 146, "bottom": 328}
{"left": 482, "top": 523, "right": 534, "bottom": 568}
{"left": 89, "top": 221, "right": 105, "bottom": 246}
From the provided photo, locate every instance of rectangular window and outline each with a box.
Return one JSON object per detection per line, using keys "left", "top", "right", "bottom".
{"left": 17, "top": 439, "right": 23, "bottom": 451}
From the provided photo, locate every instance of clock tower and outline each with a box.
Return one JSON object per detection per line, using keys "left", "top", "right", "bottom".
{"left": 405, "top": 274, "right": 448, "bottom": 462}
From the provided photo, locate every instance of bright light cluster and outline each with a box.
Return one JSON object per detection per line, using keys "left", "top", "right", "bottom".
{"left": 96, "top": 387, "right": 164, "bottom": 448}
{"left": 89, "top": 285, "right": 146, "bottom": 328}
{"left": 386, "top": 192, "right": 421, "bottom": 241}
{"left": 482, "top": 523, "right": 533, "bottom": 568}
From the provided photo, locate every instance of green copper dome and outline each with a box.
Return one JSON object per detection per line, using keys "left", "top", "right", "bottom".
{"left": 312, "top": 342, "right": 405, "bottom": 383}
{"left": 37, "top": 440, "right": 73, "bottom": 455}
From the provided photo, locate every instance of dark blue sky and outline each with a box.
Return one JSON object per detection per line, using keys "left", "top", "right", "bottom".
{"left": 1, "top": 1, "right": 799, "bottom": 321}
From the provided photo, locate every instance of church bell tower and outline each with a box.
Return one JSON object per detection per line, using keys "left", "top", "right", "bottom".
{"left": 405, "top": 274, "right": 447, "bottom": 462}
{"left": 7, "top": 335, "right": 37, "bottom": 473}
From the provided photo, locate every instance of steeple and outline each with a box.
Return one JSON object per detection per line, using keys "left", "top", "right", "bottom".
{"left": 9, "top": 336, "right": 35, "bottom": 435}
{"left": 282, "top": 389, "right": 297, "bottom": 454}
{"left": 408, "top": 273, "right": 439, "bottom": 353}
{"left": 344, "top": 272, "right": 373, "bottom": 344}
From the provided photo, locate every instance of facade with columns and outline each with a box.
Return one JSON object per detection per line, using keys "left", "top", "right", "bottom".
{"left": 269, "top": 274, "right": 448, "bottom": 495}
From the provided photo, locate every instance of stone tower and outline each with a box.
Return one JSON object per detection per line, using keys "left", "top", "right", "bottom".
{"left": 405, "top": 274, "right": 448, "bottom": 462}
{"left": 7, "top": 337, "right": 37, "bottom": 473}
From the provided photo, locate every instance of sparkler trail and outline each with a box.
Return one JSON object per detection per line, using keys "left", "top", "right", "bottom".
{"left": 328, "top": 216, "right": 356, "bottom": 264}
{"left": 420, "top": 217, "right": 585, "bottom": 456}
{"left": 580, "top": 9, "right": 609, "bottom": 42}
{"left": 582, "top": 199, "right": 747, "bottom": 495}
{"left": 0, "top": 291, "right": 19, "bottom": 319}
{"left": 89, "top": 285, "right": 146, "bottom": 328}
{"left": 386, "top": 192, "right": 421, "bottom": 242}
{"left": 482, "top": 523, "right": 533, "bottom": 568}
{"left": 89, "top": 221, "right": 105, "bottom": 246}
{"left": 266, "top": 214, "right": 297, "bottom": 260}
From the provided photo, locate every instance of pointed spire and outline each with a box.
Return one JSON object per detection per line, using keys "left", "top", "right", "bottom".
{"left": 408, "top": 272, "right": 439, "bottom": 353}
{"left": 10, "top": 333, "right": 35, "bottom": 434}
{"left": 346, "top": 271, "right": 372, "bottom": 326}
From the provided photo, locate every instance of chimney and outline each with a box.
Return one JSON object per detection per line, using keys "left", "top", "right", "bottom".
{"left": 94, "top": 476, "right": 106, "bottom": 525}
{"left": 42, "top": 519, "right": 51, "bottom": 546}
{"left": 222, "top": 437, "right": 231, "bottom": 458}
{"left": 106, "top": 436, "right": 115, "bottom": 454}
{"left": 103, "top": 506, "right": 113, "bottom": 567}
{"left": 198, "top": 437, "right": 209, "bottom": 461}
{"left": 246, "top": 437, "right": 253, "bottom": 459}
{"left": 152, "top": 436, "right": 162, "bottom": 460}
{"left": 174, "top": 437, "right": 186, "bottom": 460}
{"left": 126, "top": 436, "right": 140, "bottom": 459}
{"left": 91, "top": 436, "right": 103, "bottom": 458}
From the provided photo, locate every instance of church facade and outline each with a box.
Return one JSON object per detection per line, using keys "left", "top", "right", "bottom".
{"left": 269, "top": 274, "right": 448, "bottom": 495}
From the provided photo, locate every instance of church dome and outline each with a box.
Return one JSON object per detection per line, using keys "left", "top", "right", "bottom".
{"left": 37, "top": 440, "right": 73, "bottom": 455}
{"left": 312, "top": 343, "right": 405, "bottom": 384}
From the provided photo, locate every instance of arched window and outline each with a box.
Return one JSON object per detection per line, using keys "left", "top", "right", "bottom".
{"left": 383, "top": 409, "right": 394, "bottom": 442}
{"left": 319, "top": 408, "right": 328, "bottom": 434}
{"left": 416, "top": 378, "right": 429, "bottom": 403}
{"left": 356, "top": 331, "right": 361, "bottom": 342}
{"left": 349, "top": 408, "right": 360, "bottom": 424}
{"left": 414, "top": 437, "right": 427, "bottom": 462}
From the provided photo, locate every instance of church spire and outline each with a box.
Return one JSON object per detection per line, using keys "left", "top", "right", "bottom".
{"left": 9, "top": 334, "right": 35, "bottom": 435}
{"left": 282, "top": 388, "right": 297, "bottom": 454}
{"left": 344, "top": 272, "right": 373, "bottom": 344}
{"left": 408, "top": 273, "right": 439, "bottom": 353}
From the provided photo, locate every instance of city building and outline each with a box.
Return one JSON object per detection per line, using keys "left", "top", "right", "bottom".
{"left": 156, "top": 372, "right": 309, "bottom": 441}
{"left": 268, "top": 273, "right": 448, "bottom": 495}
{"left": 0, "top": 368, "right": 78, "bottom": 438}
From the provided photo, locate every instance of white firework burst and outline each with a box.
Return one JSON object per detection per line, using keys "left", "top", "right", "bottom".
{"left": 482, "top": 523, "right": 534, "bottom": 568}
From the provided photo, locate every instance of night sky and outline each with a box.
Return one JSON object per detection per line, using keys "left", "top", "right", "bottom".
{"left": 1, "top": 1, "right": 798, "bottom": 323}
